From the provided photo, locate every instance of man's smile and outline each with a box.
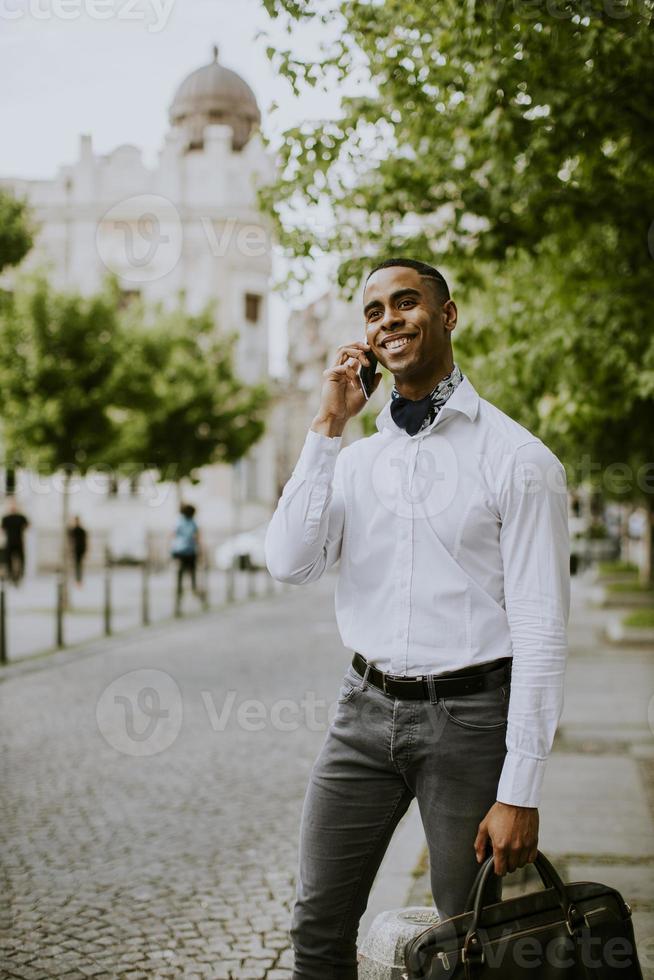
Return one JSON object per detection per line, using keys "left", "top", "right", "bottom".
{"left": 379, "top": 333, "right": 418, "bottom": 353}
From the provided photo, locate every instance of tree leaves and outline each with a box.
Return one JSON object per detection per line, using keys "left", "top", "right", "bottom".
{"left": 0, "top": 277, "right": 271, "bottom": 486}
{"left": 261, "top": 0, "right": 654, "bottom": 503}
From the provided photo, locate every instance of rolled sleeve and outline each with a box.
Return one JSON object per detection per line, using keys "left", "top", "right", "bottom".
{"left": 495, "top": 440, "right": 570, "bottom": 808}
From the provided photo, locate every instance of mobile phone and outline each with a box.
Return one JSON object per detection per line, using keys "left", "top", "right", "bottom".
{"left": 358, "top": 348, "right": 378, "bottom": 400}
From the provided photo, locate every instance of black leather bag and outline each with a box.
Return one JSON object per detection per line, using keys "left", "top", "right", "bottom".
{"left": 404, "top": 850, "right": 643, "bottom": 979}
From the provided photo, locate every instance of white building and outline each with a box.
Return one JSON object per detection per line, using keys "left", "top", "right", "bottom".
{"left": 0, "top": 47, "right": 283, "bottom": 570}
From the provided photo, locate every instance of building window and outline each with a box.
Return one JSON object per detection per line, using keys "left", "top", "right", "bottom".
{"left": 5, "top": 468, "right": 16, "bottom": 496}
{"left": 244, "top": 293, "right": 262, "bottom": 324}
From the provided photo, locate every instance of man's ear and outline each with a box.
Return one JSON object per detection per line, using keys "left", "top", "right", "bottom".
{"left": 443, "top": 299, "right": 457, "bottom": 332}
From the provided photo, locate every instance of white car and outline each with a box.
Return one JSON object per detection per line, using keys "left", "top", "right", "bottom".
{"left": 214, "top": 522, "right": 269, "bottom": 571}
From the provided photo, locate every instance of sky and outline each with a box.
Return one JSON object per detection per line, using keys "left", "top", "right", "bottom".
{"left": 0, "top": 0, "right": 351, "bottom": 375}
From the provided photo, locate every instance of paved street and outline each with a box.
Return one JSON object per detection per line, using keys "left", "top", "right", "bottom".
{"left": 0, "top": 573, "right": 349, "bottom": 979}
{"left": 1, "top": 569, "right": 653, "bottom": 978}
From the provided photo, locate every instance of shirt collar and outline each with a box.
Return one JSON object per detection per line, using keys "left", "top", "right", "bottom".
{"left": 375, "top": 373, "right": 480, "bottom": 435}
{"left": 391, "top": 363, "right": 463, "bottom": 407}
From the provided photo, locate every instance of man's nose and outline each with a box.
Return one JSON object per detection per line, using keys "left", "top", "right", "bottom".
{"left": 380, "top": 310, "right": 404, "bottom": 331}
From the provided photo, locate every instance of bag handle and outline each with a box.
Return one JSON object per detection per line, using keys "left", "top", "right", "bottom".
{"left": 463, "top": 845, "right": 560, "bottom": 912}
{"left": 461, "top": 850, "right": 583, "bottom": 978}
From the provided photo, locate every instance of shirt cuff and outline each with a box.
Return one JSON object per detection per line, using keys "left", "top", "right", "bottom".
{"left": 293, "top": 427, "right": 342, "bottom": 482}
{"left": 496, "top": 751, "right": 548, "bottom": 808}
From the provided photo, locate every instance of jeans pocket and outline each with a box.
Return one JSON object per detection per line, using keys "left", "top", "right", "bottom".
{"left": 441, "top": 682, "right": 509, "bottom": 731}
{"left": 336, "top": 668, "right": 364, "bottom": 704}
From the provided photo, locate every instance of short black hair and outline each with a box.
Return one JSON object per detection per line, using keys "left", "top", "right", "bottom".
{"left": 181, "top": 503, "right": 196, "bottom": 518}
{"left": 365, "top": 258, "right": 450, "bottom": 303}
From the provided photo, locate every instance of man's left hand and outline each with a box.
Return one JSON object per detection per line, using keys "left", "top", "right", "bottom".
{"left": 474, "top": 802, "right": 539, "bottom": 876}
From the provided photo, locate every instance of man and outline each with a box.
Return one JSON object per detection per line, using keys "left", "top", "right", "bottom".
{"left": 1, "top": 497, "right": 30, "bottom": 585}
{"left": 68, "top": 516, "right": 88, "bottom": 586}
{"left": 265, "top": 258, "right": 570, "bottom": 979}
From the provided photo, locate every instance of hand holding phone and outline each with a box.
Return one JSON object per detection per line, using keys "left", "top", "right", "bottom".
{"left": 358, "top": 347, "right": 378, "bottom": 401}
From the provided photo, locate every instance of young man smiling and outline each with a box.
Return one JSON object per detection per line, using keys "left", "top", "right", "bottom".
{"left": 265, "top": 258, "right": 570, "bottom": 980}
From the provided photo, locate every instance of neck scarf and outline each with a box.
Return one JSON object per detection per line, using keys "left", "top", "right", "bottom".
{"left": 390, "top": 364, "right": 463, "bottom": 436}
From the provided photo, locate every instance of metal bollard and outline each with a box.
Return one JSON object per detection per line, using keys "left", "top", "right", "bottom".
{"left": 103, "top": 550, "right": 112, "bottom": 636}
{"left": 0, "top": 575, "right": 7, "bottom": 664}
{"left": 201, "top": 557, "right": 210, "bottom": 612}
{"left": 141, "top": 558, "right": 150, "bottom": 626}
{"left": 358, "top": 907, "right": 440, "bottom": 979}
{"left": 226, "top": 563, "right": 235, "bottom": 604}
{"left": 56, "top": 573, "right": 65, "bottom": 648}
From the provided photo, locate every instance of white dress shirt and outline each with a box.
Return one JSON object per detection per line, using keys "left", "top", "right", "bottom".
{"left": 265, "top": 375, "right": 570, "bottom": 808}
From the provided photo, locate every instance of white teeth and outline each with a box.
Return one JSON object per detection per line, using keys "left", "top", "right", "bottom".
{"left": 385, "top": 336, "right": 412, "bottom": 350}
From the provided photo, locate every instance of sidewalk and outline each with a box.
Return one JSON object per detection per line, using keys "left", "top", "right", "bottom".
{"left": 1, "top": 566, "right": 274, "bottom": 662}
{"left": 403, "top": 570, "right": 654, "bottom": 976}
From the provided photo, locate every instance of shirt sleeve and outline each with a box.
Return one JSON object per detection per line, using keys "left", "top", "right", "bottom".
{"left": 264, "top": 427, "right": 347, "bottom": 585}
{"left": 495, "top": 440, "right": 570, "bottom": 808}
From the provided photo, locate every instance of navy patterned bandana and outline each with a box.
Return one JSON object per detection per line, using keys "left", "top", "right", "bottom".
{"left": 390, "top": 364, "right": 463, "bottom": 436}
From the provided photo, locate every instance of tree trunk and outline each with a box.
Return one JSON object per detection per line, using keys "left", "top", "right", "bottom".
{"left": 642, "top": 496, "right": 654, "bottom": 587}
{"left": 231, "top": 461, "right": 242, "bottom": 538}
{"left": 619, "top": 504, "right": 630, "bottom": 564}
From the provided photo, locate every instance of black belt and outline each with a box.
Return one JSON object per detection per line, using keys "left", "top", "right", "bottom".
{"left": 351, "top": 652, "right": 512, "bottom": 701}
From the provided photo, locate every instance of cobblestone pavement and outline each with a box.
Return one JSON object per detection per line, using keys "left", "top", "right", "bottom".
{"left": 0, "top": 573, "right": 350, "bottom": 979}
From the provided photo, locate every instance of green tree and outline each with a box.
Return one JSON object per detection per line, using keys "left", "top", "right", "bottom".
{"left": 259, "top": 0, "right": 654, "bottom": 577}
{"left": 0, "top": 189, "right": 34, "bottom": 275}
{"left": 0, "top": 276, "right": 130, "bottom": 602}
{"left": 111, "top": 299, "right": 271, "bottom": 504}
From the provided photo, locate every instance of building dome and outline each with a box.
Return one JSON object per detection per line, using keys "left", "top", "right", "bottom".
{"left": 169, "top": 46, "right": 261, "bottom": 152}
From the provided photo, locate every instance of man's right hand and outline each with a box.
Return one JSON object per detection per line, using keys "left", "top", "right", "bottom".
{"left": 310, "top": 341, "right": 382, "bottom": 437}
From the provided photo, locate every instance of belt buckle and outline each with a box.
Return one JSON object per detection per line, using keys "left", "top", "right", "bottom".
{"left": 382, "top": 672, "right": 389, "bottom": 696}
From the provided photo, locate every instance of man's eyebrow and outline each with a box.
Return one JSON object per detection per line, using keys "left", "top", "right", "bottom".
{"left": 363, "top": 287, "right": 422, "bottom": 316}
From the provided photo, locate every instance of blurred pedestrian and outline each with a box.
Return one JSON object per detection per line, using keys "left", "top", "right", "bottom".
{"left": 171, "top": 503, "right": 201, "bottom": 605}
{"left": 1, "top": 497, "right": 29, "bottom": 585}
{"left": 68, "top": 515, "right": 88, "bottom": 586}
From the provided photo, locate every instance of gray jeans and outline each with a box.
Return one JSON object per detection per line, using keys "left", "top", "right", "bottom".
{"left": 291, "top": 659, "right": 511, "bottom": 979}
